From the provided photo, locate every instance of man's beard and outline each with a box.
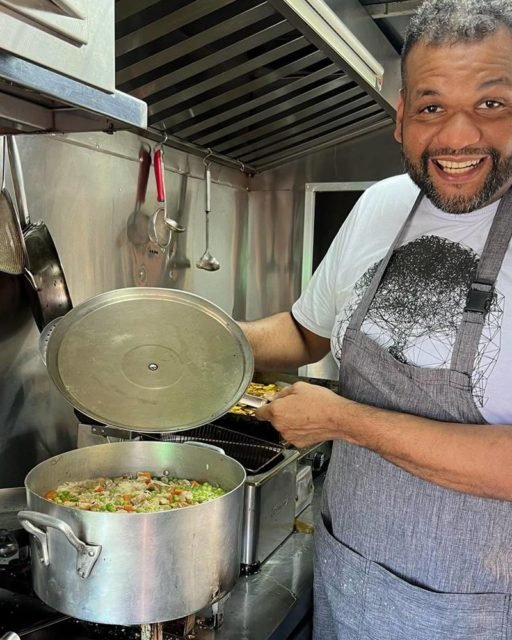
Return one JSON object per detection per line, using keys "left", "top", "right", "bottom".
{"left": 402, "top": 146, "right": 512, "bottom": 213}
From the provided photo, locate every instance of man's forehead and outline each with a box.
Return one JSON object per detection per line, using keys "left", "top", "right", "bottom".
{"left": 402, "top": 29, "right": 512, "bottom": 86}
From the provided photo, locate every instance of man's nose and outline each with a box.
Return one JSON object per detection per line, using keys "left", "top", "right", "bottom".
{"left": 435, "top": 111, "right": 482, "bottom": 150}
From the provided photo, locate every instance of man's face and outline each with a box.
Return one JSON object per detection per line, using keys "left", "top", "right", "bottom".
{"left": 395, "top": 27, "right": 512, "bottom": 213}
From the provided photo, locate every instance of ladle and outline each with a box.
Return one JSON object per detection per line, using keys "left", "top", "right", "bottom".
{"left": 196, "top": 163, "right": 220, "bottom": 271}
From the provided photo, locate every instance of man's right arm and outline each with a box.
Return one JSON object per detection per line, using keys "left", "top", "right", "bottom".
{"left": 239, "top": 312, "right": 331, "bottom": 371}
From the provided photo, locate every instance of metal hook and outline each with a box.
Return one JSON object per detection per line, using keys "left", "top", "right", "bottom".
{"left": 203, "top": 148, "right": 213, "bottom": 168}
{"left": 155, "top": 131, "right": 168, "bottom": 152}
{"left": 238, "top": 159, "right": 245, "bottom": 173}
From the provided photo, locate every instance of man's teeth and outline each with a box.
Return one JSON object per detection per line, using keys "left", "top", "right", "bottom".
{"left": 435, "top": 159, "right": 483, "bottom": 174}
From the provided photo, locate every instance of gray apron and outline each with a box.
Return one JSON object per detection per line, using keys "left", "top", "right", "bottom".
{"left": 313, "top": 190, "right": 512, "bottom": 639}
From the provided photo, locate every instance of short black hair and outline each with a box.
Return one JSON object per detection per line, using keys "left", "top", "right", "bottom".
{"left": 401, "top": 0, "right": 512, "bottom": 85}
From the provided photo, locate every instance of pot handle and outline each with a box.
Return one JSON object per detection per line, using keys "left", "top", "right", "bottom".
{"left": 18, "top": 510, "right": 102, "bottom": 579}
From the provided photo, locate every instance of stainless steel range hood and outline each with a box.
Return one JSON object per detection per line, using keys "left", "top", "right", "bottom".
{"left": 116, "top": 0, "right": 401, "bottom": 173}
{"left": 0, "top": 0, "right": 147, "bottom": 134}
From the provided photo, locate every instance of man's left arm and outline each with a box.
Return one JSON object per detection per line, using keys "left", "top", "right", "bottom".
{"left": 256, "top": 382, "right": 512, "bottom": 500}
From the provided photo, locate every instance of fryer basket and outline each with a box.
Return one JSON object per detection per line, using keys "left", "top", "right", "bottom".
{"left": 154, "top": 424, "right": 283, "bottom": 475}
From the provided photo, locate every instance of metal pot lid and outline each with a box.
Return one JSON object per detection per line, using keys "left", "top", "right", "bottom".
{"left": 45, "top": 287, "right": 254, "bottom": 432}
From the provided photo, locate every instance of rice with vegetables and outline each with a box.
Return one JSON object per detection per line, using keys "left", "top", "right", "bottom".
{"left": 44, "top": 471, "right": 226, "bottom": 513}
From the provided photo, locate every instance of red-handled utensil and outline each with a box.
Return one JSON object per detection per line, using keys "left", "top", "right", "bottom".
{"left": 154, "top": 145, "right": 166, "bottom": 204}
{"left": 150, "top": 144, "right": 185, "bottom": 251}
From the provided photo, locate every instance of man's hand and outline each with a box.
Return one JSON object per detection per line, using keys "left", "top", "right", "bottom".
{"left": 254, "top": 381, "right": 351, "bottom": 447}
{"left": 255, "top": 381, "right": 512, "bottom": 500}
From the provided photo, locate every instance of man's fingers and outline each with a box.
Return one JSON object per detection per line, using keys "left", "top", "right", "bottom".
{"left": 254, "top": 403, "right": 272, "bottom": 421}
{"left": 272, "top": 385, "right": 295, "bottom": 400}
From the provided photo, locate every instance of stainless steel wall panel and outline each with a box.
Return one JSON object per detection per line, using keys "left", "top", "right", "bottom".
{"left": 246, "top": 189, "right": 304, "bottom": 321}
{"left": 251, "top": 124, "right": 401, "bottom": 190}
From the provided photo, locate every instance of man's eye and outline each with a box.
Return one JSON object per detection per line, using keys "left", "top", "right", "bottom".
{"left": 420, "top": 104, "right": 441, "bottom": 114}
{"left": 479, "top": 99, "right": 503, "bottom": 109}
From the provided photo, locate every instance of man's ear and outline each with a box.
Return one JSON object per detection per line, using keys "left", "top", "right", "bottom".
{"left": 394, "top": 90, "right": 405, "bottom": 144}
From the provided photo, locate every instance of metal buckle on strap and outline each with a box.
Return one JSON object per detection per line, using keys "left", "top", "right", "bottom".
{"left": 464, "top": 282, "right": 494, "bottom": 314}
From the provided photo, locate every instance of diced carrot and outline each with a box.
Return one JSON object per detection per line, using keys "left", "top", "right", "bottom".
{"left": 122, "top": 494, "right": 133, "bottom": 501}
{"left": 94, "top": 485, "right": 105, "bottom": 493}
{"left": 137, "top": 471, "right": 152, "bottom": 480}
{"left": 122, "top": 504, "right": 134, "bottom": 512}
{"left": 191, "top": 481, "right": 199, "bottom": 487}
{"left": 44, "top": 490, "right": 57, "bottom": 500}
{"left": 173, "top": 488, "right": 183, "bottom": 495}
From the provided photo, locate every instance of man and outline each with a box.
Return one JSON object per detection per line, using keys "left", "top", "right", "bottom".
{"left": 241, "top": 1, "right": 512, "bottom": 637}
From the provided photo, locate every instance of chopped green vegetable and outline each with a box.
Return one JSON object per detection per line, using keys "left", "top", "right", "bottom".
{"left": 44, "top": 472, "right": 226, "bottom": 513}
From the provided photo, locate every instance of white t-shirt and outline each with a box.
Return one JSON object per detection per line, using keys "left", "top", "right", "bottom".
{"left": 292, "top": 173, "right": 512, "bottom": 424}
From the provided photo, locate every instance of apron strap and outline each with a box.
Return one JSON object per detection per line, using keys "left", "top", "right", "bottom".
{"left": 348, "top": 190, "right": 424, "bottom": 331}
{"left": 450, "top": 187, "right": 512, "bottom": 375}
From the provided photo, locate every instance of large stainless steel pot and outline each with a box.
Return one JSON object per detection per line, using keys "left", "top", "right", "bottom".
{"left": 18, "top": 441, "right": 246, "bottom": 625}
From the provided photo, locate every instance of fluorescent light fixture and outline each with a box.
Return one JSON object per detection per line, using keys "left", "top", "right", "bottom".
{"left": 278, "top": 0, "right": 385, "bottom": 91}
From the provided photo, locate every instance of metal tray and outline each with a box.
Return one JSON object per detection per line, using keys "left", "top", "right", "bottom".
{"left": 44, "top": 288, "right": 254, "bottom": 433}
{"left": 156, "top": 424, "right": 283, "bottom": 475}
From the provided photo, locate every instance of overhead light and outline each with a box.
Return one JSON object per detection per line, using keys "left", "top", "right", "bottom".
{"left": 276, "top": 0, "right": 385, "bottom": 91}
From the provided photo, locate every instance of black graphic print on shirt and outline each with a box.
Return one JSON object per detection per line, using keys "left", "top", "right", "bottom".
{"left": 335, "top": 235, "right": 503, "bottom": 407}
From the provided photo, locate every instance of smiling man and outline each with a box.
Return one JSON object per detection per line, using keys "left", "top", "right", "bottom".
{"left": 398, "top": 17, "right": 512, "bottom": 213}
{"left": 240, "top": 1, "right": 512, "bottom": 638}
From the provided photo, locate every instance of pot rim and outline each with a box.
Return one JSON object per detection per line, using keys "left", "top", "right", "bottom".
{"left": 24, "top": 441, "right": 246, "bottom": 518}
